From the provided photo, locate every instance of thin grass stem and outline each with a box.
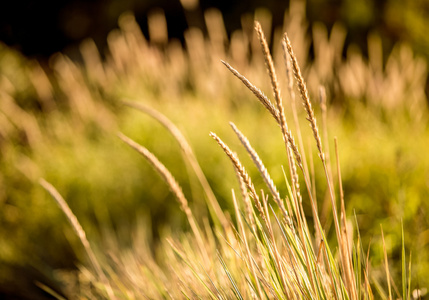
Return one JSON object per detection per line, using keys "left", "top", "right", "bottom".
{"left": 118, "top": 132, "right": 208, "bottom": 262}
{"left": 232, "top": 190, "right": 264, "bottom": 299}
{"left": 39, "top": 179, "right": 116, "bottom": 299}
{"left": 122, "top": 100, "right": 229, "bottom": 233}
{"left": 381, "top": 225, "right": 392, "bottom": 300}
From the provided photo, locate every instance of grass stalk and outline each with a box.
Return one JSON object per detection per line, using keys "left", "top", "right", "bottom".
{"left": 235, "top": 167, "right": 257, "bottom": 234}
{"left": 221, "top": 60, "right": 280, "bottom": 124}
{"left": 254, "top": 21, "right": 302, "bottom": 224}
{"left": 285, "top": 31, "right": 358, "bottom": 299}
{"left": 209, "top": 131, "right": 265, "bottom": 219}
{"left": 122, "top": 100, "right": 229, "bottom": 233}
{"left": 118, "top": 132, "right": 208, "bottom": 262}
{"left": 231, "top": 190, "right": 264, "bottom": 298}
{"left": 282, "top": 38, "right": 310, "bottom": 184}
{"left": 229, "top": 122, "right": 291, "bottom": 225}
{"left": 407, "top": 252, "right": 412, "bottom": 300}
{"left": 402, "top": 221, "right": 406, "bottom": 300}
{"left": 381, "top": 225, "right": 392, "bottom": 300}
{"left": 319, "top": 86, "right": 333, "bottom": 185}
{"left": 39, "top": 179, "right": 116, "bottom": 299}
{"left": 283, "top": 33, "right": 324, "bottom": 163}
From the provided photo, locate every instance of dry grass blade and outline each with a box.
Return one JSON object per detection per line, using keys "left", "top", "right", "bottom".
{"left": 254, "top": 20, "right": 307, "bottom": 231}
{"left": 257, "top": 22, "right": 304, "bottom": 170}
{"left": 209, "top": 132, "right": 265, "bottom": 219}
{"left": 319, "top": 86, "right": 334, "bottom": 198}
{"left": 283, "top": 30, "right": 360, "bottom": 298}
{"left": 209, "top": 132, "right": 255, "bottom": 201}
{"left": 283, "top": 33, "right": 324, "bottom": 162}
{"left": 381, "top": 225, "right": 393, "bottom": 300}
{"left": 221, "top": 60, "right": 280, "bottom": 123}
{"left": 335, "top": 138, "right": 351, "bottom": 254}
{"left": 117, "top": 132, "right": 208, "bottom": 262}
{"left": 286, "top": 146, "right": 307, "bottom": 234}
{"left": 122, "top": 100, "right": 229, "bottom": 232}
{"left": 229, "top": 122, "right": 292, "bottom": 227}
{"left": 254, "top": 21, "right": 282, "bottom": 112}
{"left": 222, "top": 59, "right": 303, "bottom": 169}
{"left": 283, "top": 40, "right": 296, "bottom": 107}
{"left": 231, "top": 190, "right": 264, "bottom": 299}
{"left": 35, "top": 282, "right": 67, "bottom": 300}
{"left": 255, "top": 20, "right": 304, "bottom": 194}
{"left": 282, "top": 38, "right": 310, "bottom": 186}
{"left": 335, "top": 138, "right": 357, "bottom": 298}
{"left": 283, "top": 32, "right": 359, "bottom": 298}
{"left": 282, "top": 31, "right": 319, "bottom": 244}
{"left": 249, "top": 23, "right": 323, "bottom": 295}
{"left": 319, "top": 86, "right": 329, "bottom": 165}
{"left": 235, "top": 166, "right": 256, "bottom": 234}
{"left": 39, "top": 179, "right": 116, "bottom": 299}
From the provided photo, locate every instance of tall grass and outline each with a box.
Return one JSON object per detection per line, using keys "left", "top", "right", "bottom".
{"left": 1, "top": 0, "right": 428, "bottom": 298}
{"left": 39, "top": 20, "right": 415, "bottom": 299}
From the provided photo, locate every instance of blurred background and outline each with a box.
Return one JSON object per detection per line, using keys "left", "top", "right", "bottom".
{"left": 2, "top": 0, "right": 429, "bottom": 67}
{"left": 1, "top": 0, "right": 428, "bottom": 298}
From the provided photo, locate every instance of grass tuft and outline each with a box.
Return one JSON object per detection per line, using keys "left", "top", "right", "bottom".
{"left": 29, "top": 3, "right": 426, "bottom": 299}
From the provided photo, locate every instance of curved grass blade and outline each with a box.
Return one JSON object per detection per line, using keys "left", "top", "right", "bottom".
{"left": 217, "top": 251, "right": 244, "bottom": 300}
{"left": 122, "top": 100, "right": 229, "bottom": 232}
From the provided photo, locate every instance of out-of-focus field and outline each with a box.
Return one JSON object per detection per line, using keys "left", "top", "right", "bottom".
{"left": 1, "top": 1, "right": 428, "bottom": 298}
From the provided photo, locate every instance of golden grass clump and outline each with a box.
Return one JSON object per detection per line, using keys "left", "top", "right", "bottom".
{"left": 37, "top": 17, "right": 415, "bottom": 299}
